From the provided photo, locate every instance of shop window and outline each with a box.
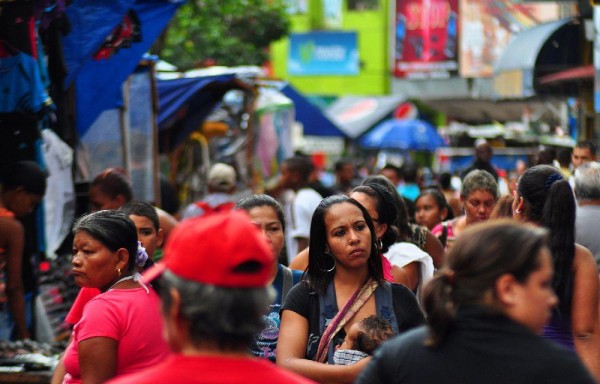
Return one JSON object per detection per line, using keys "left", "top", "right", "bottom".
{"left": 348, "top": 0, "right": 379, "bottom": 11}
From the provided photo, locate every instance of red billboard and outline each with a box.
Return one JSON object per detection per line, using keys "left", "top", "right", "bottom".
{"left": 393, "top": 0, "right": 459, "bottom": 79}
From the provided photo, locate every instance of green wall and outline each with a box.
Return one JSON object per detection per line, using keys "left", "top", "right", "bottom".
{"left": 271, "top": 0, "right": 391, "bottom": 96}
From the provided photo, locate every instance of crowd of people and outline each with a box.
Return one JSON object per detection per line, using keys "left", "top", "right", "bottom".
{"left": 1, "top": 139, "right": 600, "bottom": 383}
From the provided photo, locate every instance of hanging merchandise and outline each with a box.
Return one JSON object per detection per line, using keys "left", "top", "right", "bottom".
{"left": 93, "top": 9, "right": 142, "bottom": 60}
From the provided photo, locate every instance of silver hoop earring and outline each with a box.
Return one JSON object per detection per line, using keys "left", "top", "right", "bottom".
{"left": 377, "top": 238, "right": 383, "bottom": 253}
{"left": 320, "top": 251, "right": 336, "bottom": 273}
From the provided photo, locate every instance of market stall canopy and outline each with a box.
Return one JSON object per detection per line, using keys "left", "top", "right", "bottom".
{"left": 278, "top": 83, "right": 346, "bottom": 137}
{"left": 327, "top": 95, "right": 405, "bottom": 138}
{"left": 359, "top": 119, "right": 445, "bottom": 151}
{"left": 419, "top": 98, "right": 562, "bottom": 124}
{"left": 156, "top": 74, "right": 246, "bottom": 151}
{"left": 62, "top": 0, "right": 185, "bottom": 137}
{"left": 493, "top": 17, "right": 581, "bottom": 99}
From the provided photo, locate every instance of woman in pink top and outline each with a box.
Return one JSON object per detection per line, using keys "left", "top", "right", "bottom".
{"left": 62, "top": 210, "right": 170, "bottom": 384}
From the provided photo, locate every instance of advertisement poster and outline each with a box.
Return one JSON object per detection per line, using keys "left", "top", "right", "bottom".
{"left": 459, "top": 0, "right": 559, "bottom": 78}
{"left": 394, "top": 0, "right": 459, "bottom": 79}
{"left": 289, "top": 32, "right": 359, "bottom": 75}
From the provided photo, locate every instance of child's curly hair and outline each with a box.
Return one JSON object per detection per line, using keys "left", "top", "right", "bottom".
{"left": 354, "top": 315, "right": 395, "bottom": 355}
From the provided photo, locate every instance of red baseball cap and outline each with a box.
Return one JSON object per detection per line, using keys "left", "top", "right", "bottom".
{"left": 142, "top": 210, "right": 275, "bottom": 288}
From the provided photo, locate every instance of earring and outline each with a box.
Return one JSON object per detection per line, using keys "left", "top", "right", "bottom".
{"left": 320, "top": 251, "right": 336, "bottom": 273}
{"left": 117, "top": 268, "right": 121, "bottom": 277}
{"left": 515, "top": 208, "right": 521, "bottom": 214}
{"left": 375, "top": 238, "right": 383, "bottom": 253}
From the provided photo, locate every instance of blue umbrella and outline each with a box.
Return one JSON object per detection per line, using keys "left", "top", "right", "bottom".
{"left": 359, "top": 119, "right": 445, "bottom": 151}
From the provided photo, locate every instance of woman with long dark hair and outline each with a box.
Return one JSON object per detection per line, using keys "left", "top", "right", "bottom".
{"left": 277, "top": 195, "right": 424, "bottom": 383}
{"left": 357, "top": 221, "right": 595, "bottom": 384}
{"left": 513, "top": 164, "right": 600, "bottom": 379}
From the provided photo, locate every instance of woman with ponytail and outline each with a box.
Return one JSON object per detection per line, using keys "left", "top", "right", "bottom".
{"left": 512, "top": 164, "right": 600, "bottom": 379}
{"left": 357, "top": 221, "right": 595, "bottom": 384}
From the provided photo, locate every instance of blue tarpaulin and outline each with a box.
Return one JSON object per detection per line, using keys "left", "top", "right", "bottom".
{"left": 62, "top": 0, "right": 183, "bottom": 136}
{"left": 156, "top": 75, "right": 240, "bottom": 149}
{"left": 279, "top": 84, "right": 346, "bottom": 137}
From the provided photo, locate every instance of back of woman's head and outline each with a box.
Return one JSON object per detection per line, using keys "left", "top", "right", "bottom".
{"left": 460, "top": 170, "right": 499, "bottom": 200}
{"left": 235, "top": 194, "right": 285, "bottom": 233}
{"left": 91, "top": 168, "right": 133, "bottom": 201}
{"left": 517, "top": 164, "right": 575, "bottom": 316}
{"left": 361, "top": 175, "right": 411, "bottom": 240}
{"left": 73, "top": 210, "right": 138, "bottom": 273}
{"left": 0, "top": 161, "right": 47, "bottom": 195}
{"left": 352, "top": 184, "right": 399, "bottom": 253}
{"left": 422, "top": 220, "right": 548, "bottom": 348}
{"left": 307, "top": 195, "right": 382, "bottom": 292}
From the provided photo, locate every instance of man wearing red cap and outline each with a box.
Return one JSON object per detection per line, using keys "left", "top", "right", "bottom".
{"left": 107, "top": 210, "right": 314, "bottom": 384}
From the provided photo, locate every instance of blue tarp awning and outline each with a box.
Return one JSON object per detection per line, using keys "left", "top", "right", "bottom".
{"left": 63, "top": 0, "right": 184, "bottom": 137}
{"left": 278, "top": 84, "right": 346, "bottom": 137}
{"left": 156, "top": 74, "right": 243, "bottom": 151}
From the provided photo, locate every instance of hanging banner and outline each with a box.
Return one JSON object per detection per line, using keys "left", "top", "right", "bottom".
{"left": 460, "top": 0, "right": 559, "bottom": 78}
{"left": 594, "top": 6, "right": 600, "bottom": 113}
{"left": 289, "top": 31, "right": 359, "bottom": 75}
{"left": 393, "top": 0, "right": 459, "bottom": 79}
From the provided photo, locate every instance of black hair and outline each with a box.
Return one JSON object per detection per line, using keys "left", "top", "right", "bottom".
{"left": 517, "top": 164, "right": 574, "bottom": 317}
{"left": 119, "top": 200, "right": 160, "bottom": 231}
{"left": 0, "top": 161, "right": 47, "bottom": 195}
{"left": 73, "top": 210, "right": 138, "bottom": 274}
{"left": 416, "top": 188, "right": 453, "bottom": 221}
{"left": 306, "top": 195, "right": 383, "bottom": 293}
{"left": 282, "top": 156, "right": 314, "bottom": 183}
{"left": 361, "top": 175, "right": 412, "bottom": 242}
{"left": 351, "top": 184, "right": 399, "bottom": 253}
{"left": 423, "top": 220, "right": 549, "bottom": 348}
{"left": 575, "top": 140, "right": 597, "bottom": 156}
{"left": 236, "top": 194, "right": 286, "bottom": 233}
{"left": 354, "top": 315, "right": 394, "bottom": 354}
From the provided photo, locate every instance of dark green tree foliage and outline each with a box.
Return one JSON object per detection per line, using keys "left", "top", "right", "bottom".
{"left": 153, "top": 0, "right": 290, "bottom": 70}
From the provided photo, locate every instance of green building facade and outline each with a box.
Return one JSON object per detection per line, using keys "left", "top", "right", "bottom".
{"left": 270, "top": 0, "right": 391, "bottom": 97}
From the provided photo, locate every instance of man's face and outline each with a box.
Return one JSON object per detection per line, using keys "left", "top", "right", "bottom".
{"left": 476, "top": 143, "right": 493, "bottom": 162}
{"left": 572, "top": 147, "right": 595, "bottom": 169}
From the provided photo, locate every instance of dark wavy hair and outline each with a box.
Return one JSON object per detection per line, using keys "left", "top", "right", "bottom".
{"left": 351, "top": 183, "right": 399, "bottom": 253}
{"left": 423, "top": 220, "right": 549, "bottom": 348}
{"left": 306, "top": 195, "right": 383, "bottom": 293}
{"left": 517, "top": 164, "right": 575, "bottom": 317}
{"left": 361, "top": 175, "right": 412, "bottom": 242}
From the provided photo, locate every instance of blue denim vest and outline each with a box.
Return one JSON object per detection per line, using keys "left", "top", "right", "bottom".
{"left": 318, "top": 280, "right": 399, "bottom": 363}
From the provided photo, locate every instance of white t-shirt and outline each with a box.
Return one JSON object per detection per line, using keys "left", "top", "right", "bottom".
{"left": 284, "top": 188, "right": 322, "bottom": 263}
{"left": 385, "top": 242, "right": 435, "bottom": 300}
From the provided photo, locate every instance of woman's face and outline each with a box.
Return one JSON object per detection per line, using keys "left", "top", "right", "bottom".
{"left": 324, "top": 202, "right": 372, "bottom": 270}
{"left": 349, "top": 192, "right": 387, "bottom": 240}
{"left": 128, "top": 214, "right": 163, "bottom": 260}
{"left": 9, "top": 189, "right": 43, "bottom": 217}
{"left": 72, "top": 231, "right": 125, "bottom": 290}
{"left": 415, "top": 194, "right": 446, "bottom": 230}
{"left": 89, "top": 186, "right": 121, "bottom": 212}
{"left": 247, "top": 205, "right": 284, "bottom": 259}
{"left": 503, "top": 247, "right": 557, "bottom": 334}
{"left": 462, "top": 190, "right": 496, "bottom": 224}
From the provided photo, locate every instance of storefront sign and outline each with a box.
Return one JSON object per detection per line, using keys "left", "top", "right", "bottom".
{"left": 288, "top": 32, "right": 359, "bottom": 75}
{"left": 393, "top": 0, "right": 459, "bottom": 79}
